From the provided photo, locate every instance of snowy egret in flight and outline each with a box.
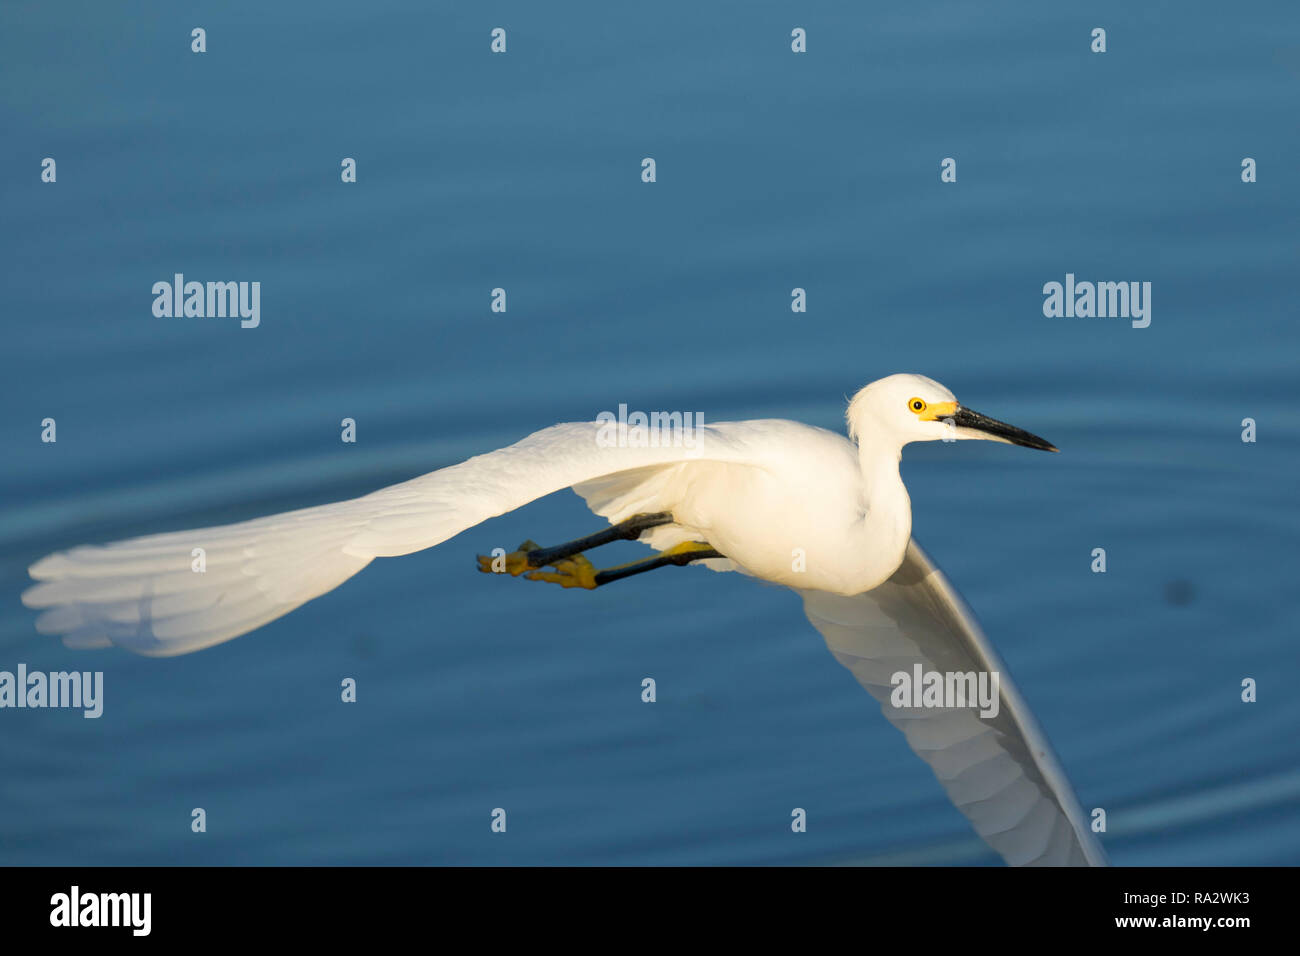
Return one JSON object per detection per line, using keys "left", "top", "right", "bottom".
{"left": 23, "top": 373, "right": 1106, "bottom": 866}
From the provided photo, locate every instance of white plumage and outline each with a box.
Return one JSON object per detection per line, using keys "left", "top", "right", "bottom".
{"left": 804, "top": 545, "right": 1106, "bottom": 865}
{"left": 22, "top": 373, "right": 1105, "bottom": 865}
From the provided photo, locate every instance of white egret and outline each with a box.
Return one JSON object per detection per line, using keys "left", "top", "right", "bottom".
{"left": 22, "top": 373, "right": 1106, "bottom": 866}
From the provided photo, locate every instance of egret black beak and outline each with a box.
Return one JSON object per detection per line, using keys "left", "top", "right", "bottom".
{"left": 950, "top": 406, "right": 1059, "bottom": 452}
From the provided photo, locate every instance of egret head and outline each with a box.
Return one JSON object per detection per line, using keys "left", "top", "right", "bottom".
{"left": 847, "top": 373, "right": 1058, "bottom": 452}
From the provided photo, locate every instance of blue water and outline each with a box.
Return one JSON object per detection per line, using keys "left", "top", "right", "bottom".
{"left": 2, "top": 0, "right": 1297, "bottom": 865}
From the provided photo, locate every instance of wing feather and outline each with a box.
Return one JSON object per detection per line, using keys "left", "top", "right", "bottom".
{"left": 23, "top": 421, "right": 755, "bottom": 656}
{"left": 799, "top": 539, "right": 1107, "bottom": 866}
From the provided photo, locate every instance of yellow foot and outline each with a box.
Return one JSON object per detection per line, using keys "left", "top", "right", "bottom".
{"left": 659, "top": 541, "right": 717, "bottom": 559}
{"left": 523, "top": 553, "right": 599, "bottom": 590}
{"left": 476, "top": 540, "right": 541, "bottom": 576}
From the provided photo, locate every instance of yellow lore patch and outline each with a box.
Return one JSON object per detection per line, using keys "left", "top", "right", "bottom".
{"left": 916, "top": 400, "right": 958, "bottom": 421}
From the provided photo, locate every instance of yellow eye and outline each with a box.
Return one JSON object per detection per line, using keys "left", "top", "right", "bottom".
{"left": 908, "top": 398, "right": 927, "bottom": 413}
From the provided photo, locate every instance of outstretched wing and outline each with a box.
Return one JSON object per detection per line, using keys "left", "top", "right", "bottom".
{"left": 799, "top": 540, "right": 1107, "bottom": 866}
{"left": 23, "top": 421, "right": 758, "bottom": 657}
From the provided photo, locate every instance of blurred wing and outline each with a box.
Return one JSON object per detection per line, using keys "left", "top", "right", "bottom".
{"left": 799, "top": 539, "right": 1107, "bottom": 866}
{"left": 23, "top": 421, "right": 757, "bottom": 657}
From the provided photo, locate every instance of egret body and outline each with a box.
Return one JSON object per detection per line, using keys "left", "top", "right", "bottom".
{"left": 23, "top": 373, "right": 1103, "bottom": 866}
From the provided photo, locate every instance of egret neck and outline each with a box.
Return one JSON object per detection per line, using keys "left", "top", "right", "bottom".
{"left": 850, "top": 420, "right": 913, "bottom": 593}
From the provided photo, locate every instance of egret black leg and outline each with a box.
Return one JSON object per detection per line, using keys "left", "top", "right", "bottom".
{"left": 592, "top": 542, "right": 724, "bottom": 586}
{"left": 475, "top": 512, "right": 675, "bottom": 577}
{"left": 520, "top": 541, "right": 724, "bottom": 590}
{"left": 524, "top": 512, "right": 675, "bottom": 567}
